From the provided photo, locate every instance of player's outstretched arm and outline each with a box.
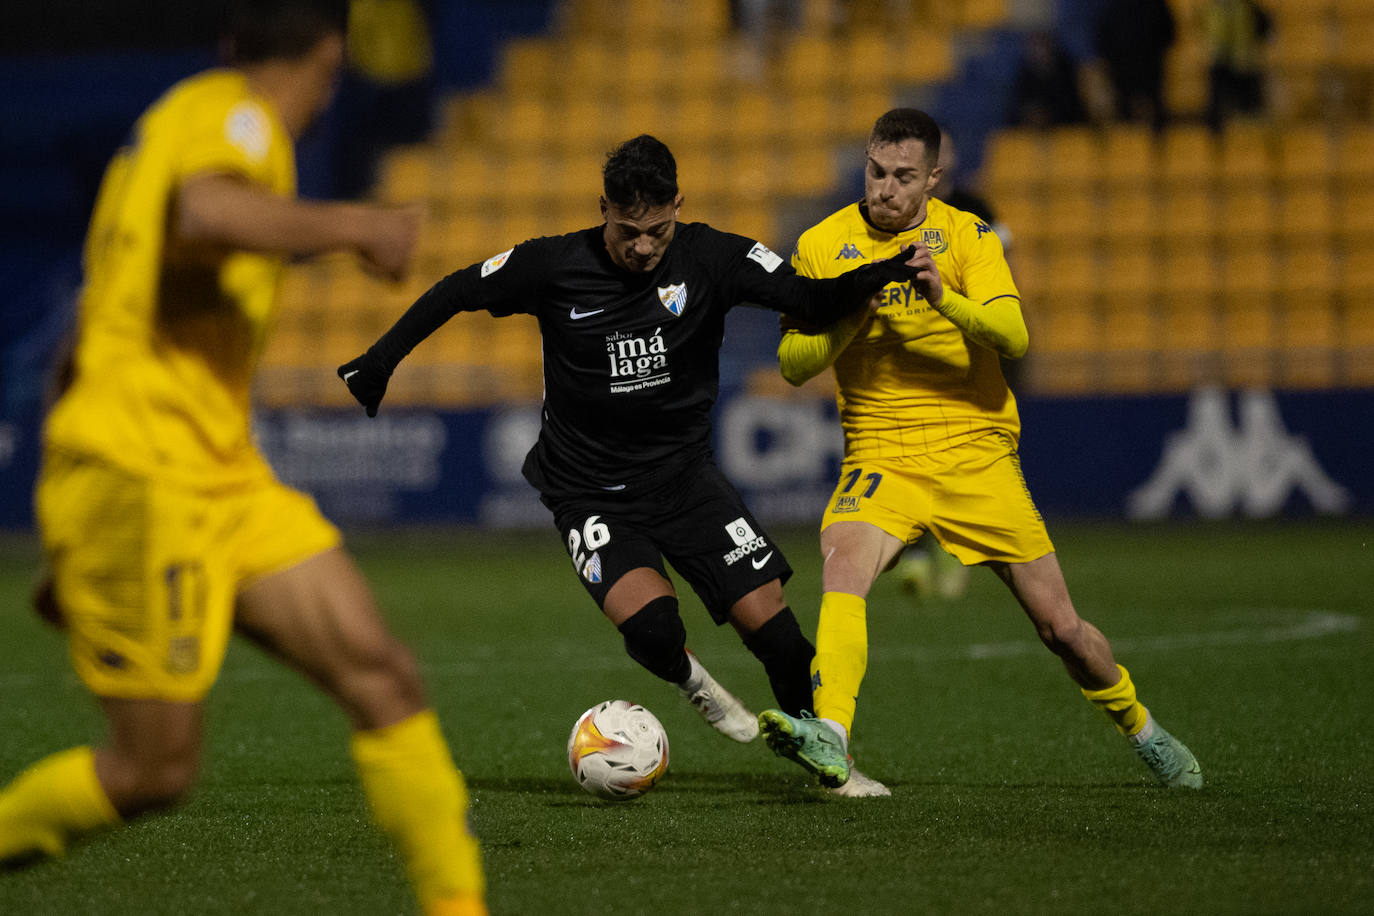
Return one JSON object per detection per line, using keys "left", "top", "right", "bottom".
{"left": 176, "top": 173, "right": 420, "bottom": 281}
{"left": 777, "top": 309, "right": 871, "bottom": 386}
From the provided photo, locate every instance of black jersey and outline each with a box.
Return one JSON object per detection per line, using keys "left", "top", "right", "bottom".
{"left": 369, "top": 221, "right": 905, "bottom": 498}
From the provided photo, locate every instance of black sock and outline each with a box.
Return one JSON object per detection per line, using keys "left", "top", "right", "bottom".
{"left": 617, "top": 595, "right": 691, "bottom": 684}
{"left": 742, "top": 607, "right": 815, "bottom": 715}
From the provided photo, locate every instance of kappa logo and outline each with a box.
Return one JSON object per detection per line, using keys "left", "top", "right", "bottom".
{"left": 835, "top": 243, "right": 864, "bottom": 260}
{"left": 1127, "top": 388, "right": 1352, "bottom": 519}
{"left": 975, "top": 220, "right": 993, "bottom": 239}
{"left": 225, "top": 102, "right": 270, "bottom": 163}
{"left": 481, "top": 247, "right": 514, "bottom": 277}
{"left": 657, "top": 282, "right": 687, "bottom": 316}
{"left": 920, "top": 228, "right": 948, "bottom": 254}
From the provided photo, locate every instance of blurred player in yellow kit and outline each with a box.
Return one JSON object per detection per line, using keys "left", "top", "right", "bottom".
{"left": 0, "top": 2, "right": 486, "bottom": 911}
{"left": 757, "top": 109, "right": 1201, "bottom": 797}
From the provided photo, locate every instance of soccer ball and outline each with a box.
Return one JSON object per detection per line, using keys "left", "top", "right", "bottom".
{"left": 567, "top": 700, "right": 670, "bottom": 801}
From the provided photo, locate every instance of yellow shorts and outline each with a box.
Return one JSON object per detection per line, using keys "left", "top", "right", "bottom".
{"left": 820, "top": 432, "right": 1054, "bottom": 565}
{"left": 35, "top": 450, "right": 341, "bottom": 702}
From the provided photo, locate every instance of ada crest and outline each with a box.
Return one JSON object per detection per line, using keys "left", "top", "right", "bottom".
{"left": 657, "top": 282, "right": 688, "bottom": 317}
{"left": 920, "top": 228, "right": 948, "bottom": 255}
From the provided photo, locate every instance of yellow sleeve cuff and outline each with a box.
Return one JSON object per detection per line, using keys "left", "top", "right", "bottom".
{"left": 777, "top": 310, "right": 868, "bottom": 385}
{"left": 931, "top": 290, "right": 1029, "bottom": 359}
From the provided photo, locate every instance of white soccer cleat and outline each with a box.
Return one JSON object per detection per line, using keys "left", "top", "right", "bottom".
{"left": 1130, "top": 714, "right": 1203, "bottom": 789}
{"left": 678, "top": 651, "right": 759, "bottom": 742}
{"left": 829, "top": 758, "right": 891, "bottom": 798}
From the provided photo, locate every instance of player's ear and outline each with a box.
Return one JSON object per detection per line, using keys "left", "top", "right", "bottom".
{"left": 927, "top": 165, "right": 943, "bottom": 195}
{"left": 672, "top": 193, "right": 684, "bottom": 218}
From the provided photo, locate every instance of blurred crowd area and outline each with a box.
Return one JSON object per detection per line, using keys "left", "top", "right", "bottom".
{"left": 2, "top": 0, "right": 1372, "bottom": 421}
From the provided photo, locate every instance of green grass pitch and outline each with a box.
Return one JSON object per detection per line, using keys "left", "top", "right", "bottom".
{"left": 1, "top": 520, "right": 1371, "bottom": 915}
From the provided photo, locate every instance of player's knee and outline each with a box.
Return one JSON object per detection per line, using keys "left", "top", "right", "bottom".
{"left": 1036, "top": 614, "right": 1085, "bottom": 658}
{"left": 332, "top": 636, "right": 426, "bottom": 725}
{"left": 618, "top": 596, "right": 690, "bottom": 683}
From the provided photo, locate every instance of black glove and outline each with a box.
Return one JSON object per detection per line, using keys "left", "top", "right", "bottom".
{"left": 337, "top": 348, "right": 392, "bottom": 417}
{"left": 868, "top": 244, "right": 920, "bottom": 284}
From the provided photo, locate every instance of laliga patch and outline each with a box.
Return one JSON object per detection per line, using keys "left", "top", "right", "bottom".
{"left": 920, "top": 228, "right": 949, "bottom": 255}
{"left": 747, "top": 242, "right": 783, "bottom": 273}
{"left": 225, "top": 102, "right": 270, "bottom": 163}
{"left": 657, "top": 282, "right": 687, "bottom": 317}
{"left": 481, "top": 248, "right": 514, "bottom": 277}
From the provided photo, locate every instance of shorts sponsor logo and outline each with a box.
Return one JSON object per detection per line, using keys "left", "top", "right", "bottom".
{"left": 723, "top": 516, "right": 769, "bottom": 566}
{"left": 833, "top": 495, "right": 859, "bottom": 513}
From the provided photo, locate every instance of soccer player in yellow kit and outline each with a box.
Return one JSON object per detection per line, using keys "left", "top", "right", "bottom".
{"left": 757, "top": 108, "right": 1202, "bottom": 796}
{"left": 0, "top": 2, "right": 486, "bottom": 912}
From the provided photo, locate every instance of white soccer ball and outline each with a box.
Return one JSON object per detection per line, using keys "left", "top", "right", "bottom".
{"left": 567, "top": 700, "right": 670, "bottom": 801}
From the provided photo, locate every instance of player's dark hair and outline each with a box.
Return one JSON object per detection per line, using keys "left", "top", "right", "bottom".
{"left": 225, "top": 0, "right": 348, "bottom": 64}
{"left": 869, "top": 108, "right": 941, "bottom": 165}
{"left": 603, "top": 135, "right": 679, "bottom": 210}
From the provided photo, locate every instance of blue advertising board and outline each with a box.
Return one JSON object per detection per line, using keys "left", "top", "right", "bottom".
{"left": 1, "top": 388, "right": 1369, "bottom": 530}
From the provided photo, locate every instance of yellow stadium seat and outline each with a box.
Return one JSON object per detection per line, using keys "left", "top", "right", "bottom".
{"left": 1045, "top": 127, "right": 1104, "bottom": 190}
{"left": 1041, "top": 249, "right": 1098, "bottom": 299}
{"left": 892, "top": 29, "right": 955, "bottom": 84}
{"left": 1218, "top": 186, "right": 1278, "bottom": 244}
{"left": 1101, "top": 125, "right": 1158, "bottom": 189}
{"left": 1218, "top": 122, "right": 1274, "bottom": 187}
{"left": 1100, "top": 248, "right": 1159, "bottom": 297}
{"left": 1100, "top": 187, "right": 1161, "bottom": 250}
{"left": 1275, "top": 126, "right": 1335, "bottom": 187}
{"left": 982, "top": 129, "right": 1045, "bottom": 195}
{"left": 1160, "top": 125, "right": 1220, "bottom": 188}
{"left": 1277, "top": 186, "right": 1335, "bottom": 238}
{"left": 1220, "top": 244, "right": 1278, "bottom": 296}
{"left": 1042, "top": 188, "right": 1101, "bottom": 244}
{"left": 1334, "top": 125, "right": 1374, "bottom": 182}
{"left": 499, "top": 38, "right": 555, "bottom": 95}
{"left": 1277, "top": 294, "right": 1339, "bottom": 388}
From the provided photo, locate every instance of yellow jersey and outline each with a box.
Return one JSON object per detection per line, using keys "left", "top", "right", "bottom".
{"left": 789, "top": 197, "right": 1023, "bottom": 460}
{"left": 45, "top": 69, "right": 295, "bottom": 487}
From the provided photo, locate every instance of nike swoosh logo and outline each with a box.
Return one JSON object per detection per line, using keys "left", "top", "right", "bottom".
{"left": 342, "top": 370, "right": 359, "bottom": 381}
{"left": 600, "top": 484, "right": 627, "bottom": 491}
{"left": 751, "top": 551, "right": 774, "bottom": 570}
{"left": 570, "top": 308, "right": 605, "bottom": 320}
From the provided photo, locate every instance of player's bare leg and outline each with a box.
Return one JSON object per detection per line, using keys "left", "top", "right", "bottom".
{"left": 993, "top": 554, "right": 1202, "bottom": 789}
{"left": 235, "top": 547, "right": 486, "bottom": 914}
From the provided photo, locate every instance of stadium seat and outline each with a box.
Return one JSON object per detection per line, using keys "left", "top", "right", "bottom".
{"left": 1160, "top": 125, "right": 1220, "bottom": 189}
{"left": 1101, "top": 125, "right": 1157, "bottom": 189}
{"left": 1218, "top": 122, "right": 1274, "bottom": 187}
{"left": 982, "top": 129, "right": 1044, "bottom": 196}
{"left": 1045, "top": 127, "right": 1103, "bottom": 191}
{"left": 1100, "top": 187, "right": 1161, "bottom": 251}
{"left": 1218, "top": 186, "right": 1278, "bottom": 245}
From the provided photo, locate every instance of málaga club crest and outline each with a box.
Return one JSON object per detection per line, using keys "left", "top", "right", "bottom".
{"left": 657, "top": 282, "right": 687, "bottom": 316}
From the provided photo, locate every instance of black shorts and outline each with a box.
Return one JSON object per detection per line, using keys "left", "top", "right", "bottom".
{"left": 542, "top": 462, "right": 793, "bottom": 624}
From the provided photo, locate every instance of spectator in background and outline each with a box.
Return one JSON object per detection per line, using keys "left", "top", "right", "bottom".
{"left": 1202, "top": 0, "right": 1272, "bottom": 131}
{"left": 1008, "top": 30, "right": 1089, "bottom": 128}
{"left": 334, "top": 0, "right": 436, "bottom": 195}
{"left": 1095, "top": 0, "right": 1176, "bottom": 130}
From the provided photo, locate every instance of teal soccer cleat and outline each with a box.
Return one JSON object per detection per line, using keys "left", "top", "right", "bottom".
{"left": 758, "top": 709, "right": 850, "bottom": 788}
{"left": 1131, "top": 718, "right": 1203, "bottom": 789}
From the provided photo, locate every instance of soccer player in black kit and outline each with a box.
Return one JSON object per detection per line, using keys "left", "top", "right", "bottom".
{"left": 340, "top": 136, "right": 919, "bottom": 784}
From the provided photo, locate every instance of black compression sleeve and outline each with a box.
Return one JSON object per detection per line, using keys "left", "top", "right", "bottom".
{"left": 369, "top": 271, "right": 466, "bottom": 372}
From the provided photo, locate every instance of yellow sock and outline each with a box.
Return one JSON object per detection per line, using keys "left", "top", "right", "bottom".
{"left": 351, "top": 710, "right": 486, "bottom": 913}
{"left": 0, "top": 746, "right": 121, "bottom": 863}
{"left": 1081, "top": 664, "right": 1149, "bottom": 736}
{"left": 810, "top": 591, "right": 868, "bottom": 736}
